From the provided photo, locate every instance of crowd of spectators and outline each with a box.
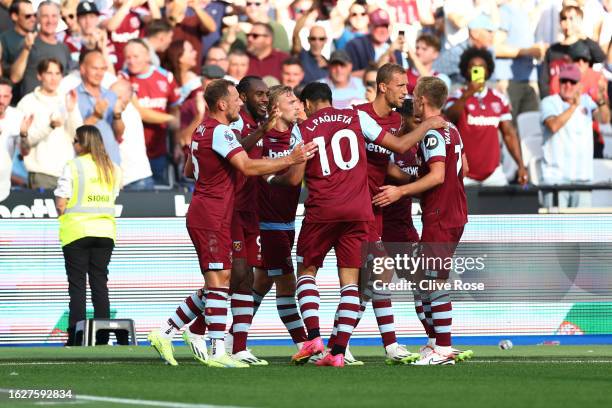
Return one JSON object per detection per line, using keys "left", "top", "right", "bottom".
{"left": 1, "top": 0, "right": 612, "bottom": 209}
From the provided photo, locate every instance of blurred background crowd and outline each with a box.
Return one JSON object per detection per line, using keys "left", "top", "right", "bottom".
{"left": 1, "top": 0, "right": 612, "bottom": 208}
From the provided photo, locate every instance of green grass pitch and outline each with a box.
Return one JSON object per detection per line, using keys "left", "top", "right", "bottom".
{"left": 1, "top": 345, "right": 612, "bottom": 408}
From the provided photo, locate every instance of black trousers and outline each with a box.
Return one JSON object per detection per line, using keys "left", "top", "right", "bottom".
{"left": 63, "top": 236, "right": 114, "bottom": 345}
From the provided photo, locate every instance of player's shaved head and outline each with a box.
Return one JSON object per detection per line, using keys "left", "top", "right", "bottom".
{"left": 414, "top": 76, "right": 448, "bottom": 109}
{"left": 205, "top": 79, "right": 235, "bottom": 112}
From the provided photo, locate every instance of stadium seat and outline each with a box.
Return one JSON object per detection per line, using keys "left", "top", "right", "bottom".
{"left": 74, "top": 318, "right": 137, "bottom": 346}
{"left": 592, "top": 159, "right": 612, "bottom": 206}
{"left": 516, "top": 111, "right": 543, "bottom": 166}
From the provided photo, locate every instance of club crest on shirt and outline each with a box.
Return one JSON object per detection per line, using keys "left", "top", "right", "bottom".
{"left": 196, "top": 124, "right": 206, "bottom": 135}
{"left": 233, "top": 241, "right": 243, "bottom": 252}
{"left": 157, "top": 80, "right": 168, "bottom": 93}
{"left": 491, "top": 102, "right": 502, "bottom": 114}
{"left": 467, "top": 104, "right": 476, "bottom": 111}
{"left": 130, "top": 16, "right": 140, "bottom": 29}
{"left": 224, "top": 130, "right": 234, "bottom": 142}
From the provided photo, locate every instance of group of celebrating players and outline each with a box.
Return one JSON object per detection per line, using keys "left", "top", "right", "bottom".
{"left": 146, "top": 62, "right": 470, "bottom": 368}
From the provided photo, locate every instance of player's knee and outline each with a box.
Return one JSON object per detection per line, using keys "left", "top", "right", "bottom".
{"left": 275, "top": 274, "right": 296, "bottom": 295}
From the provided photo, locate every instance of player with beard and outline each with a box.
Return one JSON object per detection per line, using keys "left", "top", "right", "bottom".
{"left": 147, "top": 79, "right": 316, "bottom": 368}
{"left": 269, "top": 82, "right": 445, "bottom": 367}
{"left": 373, "top": 77, "right": 468, "bottom": 365}
{"left": 325, "top": 63, "right": 421, "bottom": 365}
{"left": 249, "top": 85, "right": 309, "bottom": 352}
{"left": 224, "top": 76, "right": 274, "bottom": 365}
{"left": 146, "top": 76, "right": 276, "bottom": 366}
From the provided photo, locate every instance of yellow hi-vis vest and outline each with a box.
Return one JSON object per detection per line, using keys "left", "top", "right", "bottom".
{"left": 59, "top": 154, "right": 117, "bottom": 247}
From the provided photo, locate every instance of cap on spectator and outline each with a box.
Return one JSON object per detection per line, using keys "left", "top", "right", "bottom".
{"left": 559, "top": 63, "right": 581, "bottom": 82}
{"left": 77, "top": 1, "right": 100, "bottom": 17}
{"left": 468, "top": 13, "right": 497, "bottom": 32}
{"left": 369, "top": 9, "right": 390, "bottom": 27}
{"left": 201, "top": 64, "right": 226, "bottom": 79}
{"left": 569, "top": 41, "right": 591, "bottom": 62}
{"left": 329, "top": 50, "right": 352, "bottom": 65}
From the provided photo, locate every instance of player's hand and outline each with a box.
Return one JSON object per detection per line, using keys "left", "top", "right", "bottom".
{"left": 20, "top": 114, "right": 34, "bottom": 134}
{"left": 372, "top": 185, "right": 403, "bottom": 207}
{"left": 517, "top": 166, "right": 528, "bottom": 186}
{"left": 288, "top": 141, "right": 317, "bottom": 164}
{"left": 422, "top": 115, "right": 447, "bottom": 132}
{"left": 264, "top": 105, "right": 280, "bottom": 132}
{"left": 465, "top": 80, "right": 481, "bottom": 98}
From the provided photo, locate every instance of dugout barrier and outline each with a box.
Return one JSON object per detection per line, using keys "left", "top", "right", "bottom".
{"left": 1, "top": 214, "right": 611, "bottom": 346}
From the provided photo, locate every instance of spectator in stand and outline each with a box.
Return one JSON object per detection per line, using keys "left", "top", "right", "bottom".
{"left": 143, "top": 19, "right": 174, "bottom": 67}
{"left": 541, "top": 63, "right": 610, "bottom": 207}
{"left": 553, "top": 41, "right": 609, "bottom": 157}
{"left": 345, "top": 8, "right": 403, "bottom": 75}
{"left": 17, "top": 59, "right": 82, "bottom": 190}
{"left": 76, "top": 49, "right": 125, "bottom": 166}
{"left": 224, "top": 0, "right": 290, "bottom": 53}
{"left": 494, "top": 0, "right": 545, "bottom": 121}
{"left": 0, "top": 0, "right": 13, "bottom": 33}
{"left": 275, "top": 0, "right": 313, "bottom": 49}
{"left": 166, "top": 0, "right": 217, "bottom": 70}
{"left": 59, "top": 1, "right": 80, "bottom": 62}
{"left": 227, "top": 49, "right": 249, "bottom": 83}
{"left": 103, "top": 0, "right": 160, "bottom": 72}
{"left": 1, "top": 0, "right": 36, "bottom": 86}
{"left": 111, "top": 79, "right": 154, "bottom": 191}
{"left": 204, "top": 45, "right": 229, "bottom": 72}
{"left": 281, "top": 57, "right": 305, "bottom": 89}
{"left": 0, "top": 78, "right": 31, "bottom": 202}
{"left": 11, "top": 1, "right": 72, "bottom": 97}
{"left": 442, "top": 0, "right": 477, "bottom": 51}
{"left": 179, "top": 66, "right": 222, "bottom": 158}
{"left": 445, "top": 47, "right": 527, "bottom": 186}
{"left": 289, "top": 0, "right": 343, "bottom": 61}
{"left": 122, "top": 39, "right": 180, "bottom": 185}
{"left": 245, "top": 23, "right": 290, "bottom": 82}
{"left": 321, "top": 50, "right": 366, "bottom": 108}
{"left": 162, "top": 40, "right": 202, "bottom": 106}
{"left": 293, "top": 25, "right": 328, "bottom": 84}
{"left": 433, "top": 13, "right": 496, "bottom": 84}
{"left": 200, "top": 1, "right": 231, "bottom": 58}
{"left": 64, "top": 2, "right": 117, "bottom": 73}
{"left": 363, "top": 63, "right": 378, "bottom": 103}
{"left": 540, "top": 5, "right": 605, "bottom": 98}
{"left": 406, "top": 34, "right": 451, "bottom": 95}
{"left": 334, "top": 0, "right": 369, "bottom": 50}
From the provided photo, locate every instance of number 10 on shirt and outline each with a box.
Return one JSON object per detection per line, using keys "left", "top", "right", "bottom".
{"left": 312, "top": 130, "right": 359, "bottom": 176}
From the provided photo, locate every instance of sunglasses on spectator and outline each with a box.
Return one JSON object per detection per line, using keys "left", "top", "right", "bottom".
{"left": 247, "top": 33, "right": 270, "bottom": 40}
{"left": 247, "top": 1, "right": 262, "bottom": 6}
{"left": 63, "top": 14, "right": 75, "bottom": 20}
{"left": 365, "top": 81, "right": 376, "bottom": 88}
{"left": 22, "top": 13, "right": 36, "bottom": 19}
{"left": 350, "top": 12, "right": 367, "bottom": 17}
{"left": 247, "top": 33, "right": 269, "bottom": 39}
{"left": 308, "top": 36, "right": 327, "bottom": 42}
{"left": 574, "top": 57, "right": 590, "bottom": 63}
{"left": 560, "top": 79, "right": 578, "bottom": 85}
{"left": 73, "top": 138, "right": 79, "bottom": 145}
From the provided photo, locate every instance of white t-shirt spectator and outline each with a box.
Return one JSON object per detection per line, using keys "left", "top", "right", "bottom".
{"left": 118, "top": 102, "right": 153, "bottom": 186}
{"left": 16, "top": 87, "right": 81, "bottom": 178}
{"left": 540, "top": 93, "right": 598, "bottom": 183}
{"left": 0, "top": 107, "right": 23, "bottom": 202}
{"left": 443, "top": 0, "right": 476, "bottom": 49}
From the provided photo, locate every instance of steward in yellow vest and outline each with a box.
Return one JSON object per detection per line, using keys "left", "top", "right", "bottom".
{"left": 54, "top": 125, "right": 121, "bottom": 346}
